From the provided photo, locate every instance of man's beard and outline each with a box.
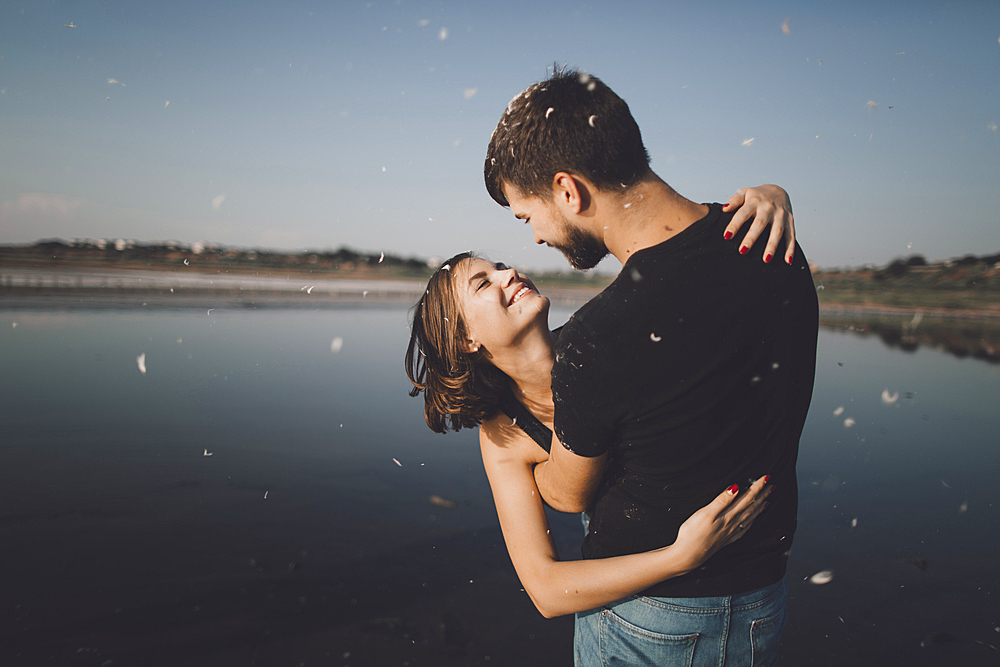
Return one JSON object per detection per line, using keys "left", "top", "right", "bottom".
{"left": 553, "top": 224, "right": 609, "bottom": 271}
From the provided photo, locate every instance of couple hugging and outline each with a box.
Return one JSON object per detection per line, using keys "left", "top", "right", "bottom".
{"left": 405, "top": 70, "right": 819, "bottom": 666}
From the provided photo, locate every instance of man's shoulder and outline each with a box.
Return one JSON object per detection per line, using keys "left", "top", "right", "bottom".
{"left": 555, "top": 280, "right": 627, "bottom": 347}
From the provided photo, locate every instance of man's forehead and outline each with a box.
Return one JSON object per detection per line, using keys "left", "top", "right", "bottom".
{"left": 501, "top": 181, "right": 532, "bottom": 209}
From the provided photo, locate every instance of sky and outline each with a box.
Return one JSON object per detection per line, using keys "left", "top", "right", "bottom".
{"left": 1, "top": 0, "right": 998, "bottom": 272}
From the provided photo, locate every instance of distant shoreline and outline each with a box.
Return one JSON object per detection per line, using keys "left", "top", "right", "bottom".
{"left": 3, "top": 258, "right": 999, "bottom": 319}
{"left": 0, "top": 265, "right": 604, "bottom": 310}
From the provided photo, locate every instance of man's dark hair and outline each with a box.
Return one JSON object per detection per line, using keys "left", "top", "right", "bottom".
{"left": 484, "top": 69, "right": 651, "bottom": 206}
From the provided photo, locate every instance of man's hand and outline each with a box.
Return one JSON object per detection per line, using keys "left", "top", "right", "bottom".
{"left": 721, "top": 184, "right": 796, "bottom": 265}
{"left": 533, "top": 434, "right": 606, "bottom": 513}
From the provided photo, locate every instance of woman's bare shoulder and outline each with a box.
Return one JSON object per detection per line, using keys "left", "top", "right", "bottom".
{"left": 480, "top": 414, "right": 548, "bottom": 465}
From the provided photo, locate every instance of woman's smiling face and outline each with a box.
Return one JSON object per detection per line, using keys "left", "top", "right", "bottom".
{"left": 454, "top": 257, "right": 549, "bottom": 353}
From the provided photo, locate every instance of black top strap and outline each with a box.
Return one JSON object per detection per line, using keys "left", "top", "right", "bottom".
{"left": 497, "top": 389, "right": 552, "bottom": 453}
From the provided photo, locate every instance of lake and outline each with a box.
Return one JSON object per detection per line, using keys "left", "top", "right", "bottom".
{"left": 1, "top": 303, "right": 997, "bottom": 666}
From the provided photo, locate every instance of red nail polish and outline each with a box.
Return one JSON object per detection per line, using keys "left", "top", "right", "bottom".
{"left": 764, "top": 475, "right": 771, "bottom": 484}
{"left": 724, "top": 231, "right": 733, "bottom": 240}
{"left": 740, "top": 246, "right": 748, "bottom": 255}
{"left": 764, "top": 253, "right": 772, "bottom": 263}
{"left": 727, "top": 484, "right": 739, "bottom": 495}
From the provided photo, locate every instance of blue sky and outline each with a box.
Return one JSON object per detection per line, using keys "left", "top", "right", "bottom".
{"left": 1, "top": 0, "right": 997, "bottom": 272}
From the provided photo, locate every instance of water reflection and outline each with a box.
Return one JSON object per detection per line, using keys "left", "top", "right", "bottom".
{"left": 820, "top": 313, "right": 1000, "bottom": 364}
{"left": 0, "top": 306, "right": 997, "bottom": 666}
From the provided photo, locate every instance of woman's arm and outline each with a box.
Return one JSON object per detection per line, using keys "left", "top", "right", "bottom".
{"left": 721, "top": 184, "right": 796, "bottom": 264}
{"left": 479, "top": 418, "right": 771, "bottom": 619}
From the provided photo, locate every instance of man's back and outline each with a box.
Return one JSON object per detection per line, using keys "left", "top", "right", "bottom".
{"left": 552, "top": 203, "right": 819, "bottom": 597}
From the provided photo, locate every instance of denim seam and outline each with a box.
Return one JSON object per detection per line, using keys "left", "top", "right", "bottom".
{"left": 732, "top": 582, "right": 785, "bottom": 614}
{"left": 749, "top": 606, "right": 785, "bottom": 667}
{"left": 718, "top": 600, "right": 730, "bottom": 667}
{"left": 633, "top": 580, "right": 784, "bottom": 615}
{"left": 600, "top": 608, "right": 702, "bottom": 645}
{"left": 632, "top": 595, "right": 729, "bottom": 614}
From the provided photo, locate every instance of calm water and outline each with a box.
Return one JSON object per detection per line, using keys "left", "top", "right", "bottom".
{"left": 1, "top": 305, "right": 998, "bottom": 666}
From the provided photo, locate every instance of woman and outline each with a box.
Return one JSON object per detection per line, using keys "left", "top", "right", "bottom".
{"left": 404, "top": 189, "right": 788, "bottom": 618}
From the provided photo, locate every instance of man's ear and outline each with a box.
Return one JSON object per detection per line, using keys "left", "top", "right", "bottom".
{"left": 551, "top": 172, "right": 589, "bottom": 214}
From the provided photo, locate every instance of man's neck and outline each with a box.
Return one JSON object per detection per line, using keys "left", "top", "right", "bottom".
{"left": 600, "top": 173, "right": 709, "bottom": 266}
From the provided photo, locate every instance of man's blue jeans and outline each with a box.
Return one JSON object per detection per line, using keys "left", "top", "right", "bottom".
{"left": 574, "top": 578, "right": 787, "bottom": 667}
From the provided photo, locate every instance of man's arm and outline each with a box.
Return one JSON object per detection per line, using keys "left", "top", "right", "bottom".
{"left": 533, "top": 433, "right": 607, "bottom": 513}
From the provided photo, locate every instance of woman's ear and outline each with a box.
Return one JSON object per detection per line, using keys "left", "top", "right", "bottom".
{"left": 464, "top": 338, "right": 481, "bottom": 354}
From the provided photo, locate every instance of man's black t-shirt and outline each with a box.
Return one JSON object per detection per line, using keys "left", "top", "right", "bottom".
{"left": 552, "top": 203, "right": 819, "bottom": 598}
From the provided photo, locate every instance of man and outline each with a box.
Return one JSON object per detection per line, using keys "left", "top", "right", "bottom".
{"left": 484, "top": 70, "right": 818, "bottom": 666}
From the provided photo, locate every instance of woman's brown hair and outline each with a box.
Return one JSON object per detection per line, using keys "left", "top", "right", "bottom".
{"left": 405, "top": 252, "right": 511, "bottom": 433}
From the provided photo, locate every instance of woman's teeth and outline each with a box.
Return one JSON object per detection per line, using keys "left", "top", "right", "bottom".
{"left": 510, "top": 286, "right": 530, "bottom": 305}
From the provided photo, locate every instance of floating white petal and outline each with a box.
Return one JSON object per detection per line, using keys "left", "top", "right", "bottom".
{"left": 136, "top": 353, "right": 146, "bottom": 375}
{"left": 881, "top": 389, "right": 899, "bottom": 404}
{"left": 330, "top": 337, "right": 344, "bottom": 353}
{"left": 809, "top": 570, "right": 834, "bottom": 585}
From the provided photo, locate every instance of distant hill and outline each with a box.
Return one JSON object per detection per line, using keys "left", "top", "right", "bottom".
{"left": 0, "top": 238, "right": 432, "bottom": 279}
{"left": 812, "top": 252, "right": 1000, "bottom": 315}
{"left": 0, "top": 238, "right": 609, "bottom": 287}
{"left": 3, "top": 240, "right": 999, "bottom": 313}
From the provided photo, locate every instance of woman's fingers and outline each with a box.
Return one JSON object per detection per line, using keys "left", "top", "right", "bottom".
{"left": 783, "top": 211, "right": 797, "bottom": 264}
{"left": 722, "top": 184, "right": 795, "bottom": 262}
{"left": 726, "top": 475, "right": 769, "bottom": 515}
{"left": 760, "top": 210, "right": 787, "bottom": 264}
{"left": 722, "top": 188, "right": 747, "bottom": 213}
{"left": 727, "top": 475, "right": 773, "bottom": 527}
{"left": 708, "top": 482, "right": 742, "bottom": 513}
{"left": 721, "top": 189, "right": 748, "bottom": 241}
{"left": 737, "top": 204, "right": 776, "bottom": 255}
{"left": 718, "top": 477, "right": 772, "bottom": 545}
